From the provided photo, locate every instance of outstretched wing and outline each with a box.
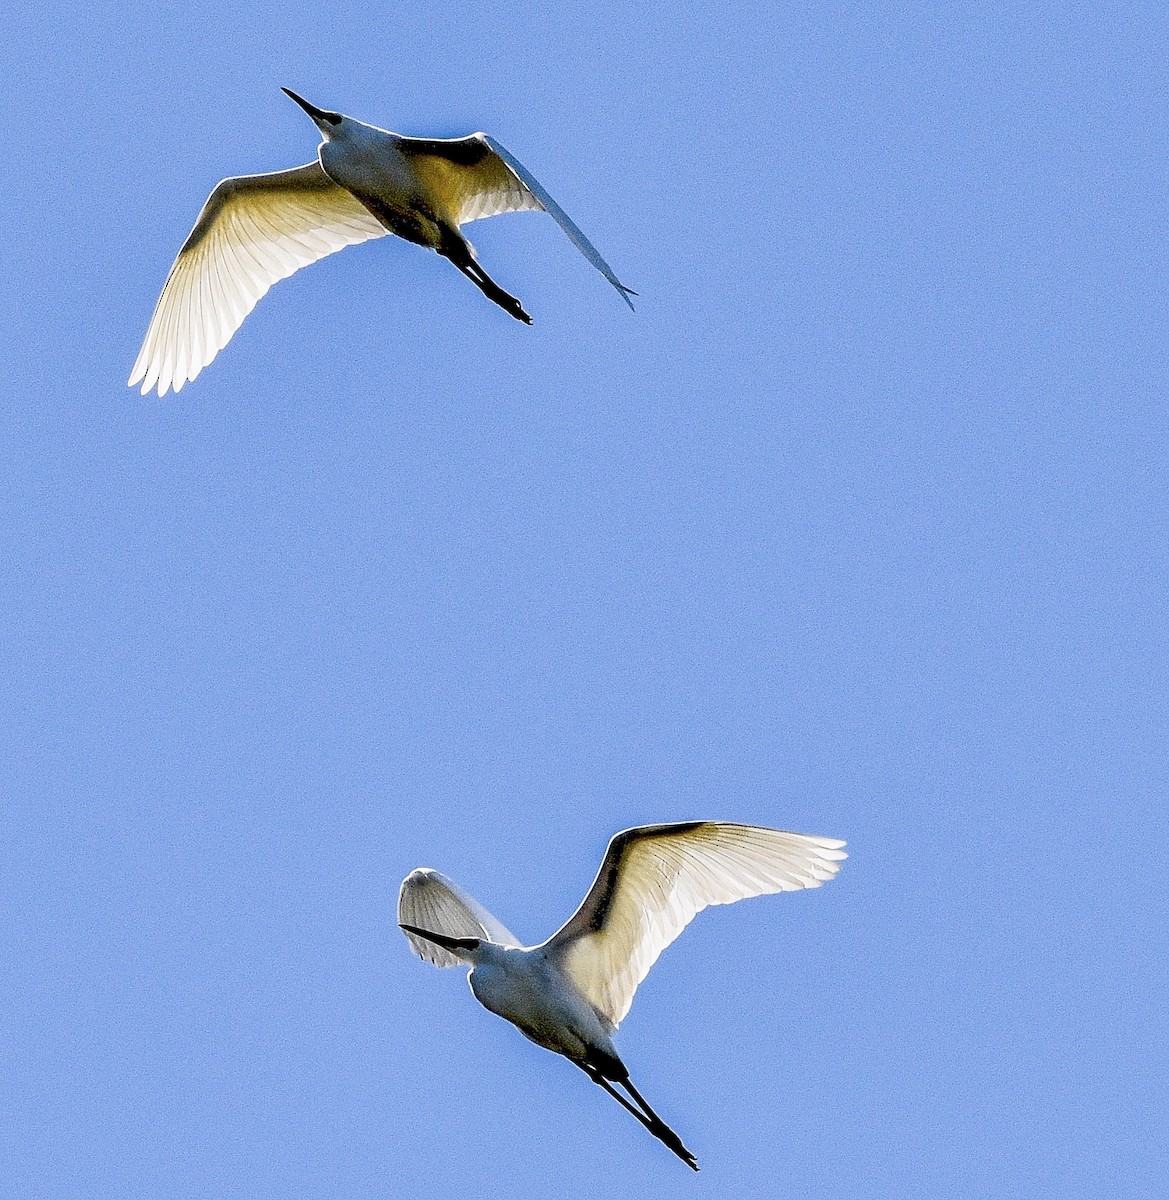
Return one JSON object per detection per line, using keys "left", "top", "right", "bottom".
{"left": 397, "top": 135, "right": 543, "bottom": 225}
{"left": 398, "top": 133, "right": 636, "bottom": 308}
{"left": 544, "top": 823, "right": 846, "bottom": 1030}
{"left": 129, "top": 162, "right": 386, "bottom": 397}
{"left": 398, "top": 868, "right": 521, "bottom": 968}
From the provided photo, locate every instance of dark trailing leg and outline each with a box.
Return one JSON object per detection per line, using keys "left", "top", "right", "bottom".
{"left": 438, "top": 234, "right": 532, "bottom": 324}
{"left": 583, "top": 1062, "right": 699, "bottom": 1171}
{"left": 619, "top": 1075, "right": 698, "bottom": 1170}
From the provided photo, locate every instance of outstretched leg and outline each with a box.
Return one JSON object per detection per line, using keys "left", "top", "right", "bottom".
{"left": 619, "top": 1076, "right": 698, "bottom": 1165}
{"left": 583, "top": 1063, "right": 699, "bottom": 1171}
{"left": 437, "top": 231, "right": 532, "bottom": 324}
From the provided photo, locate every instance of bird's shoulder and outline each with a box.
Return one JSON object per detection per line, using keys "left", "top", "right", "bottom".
{"left": 567, "top": 823, "right": 711, "bottom": 935}
{"left": 180, "top": 163, "right": 336, "bottom": 254}
{"left": 395, "top": 133, "right": 493, "bottom": 168}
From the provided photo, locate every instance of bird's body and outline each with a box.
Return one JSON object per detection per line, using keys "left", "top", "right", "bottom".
{"left": 319, "top": 124, "right": 439, "bottom": 244}
{"left": 399, "top": 821, "right": 847, "bottom": 1170}
{"left": 467, "top": 942, "right": 622, "bottom": 1070}
{"left": 129, "top": 89, "right": 635, "bottom": 396}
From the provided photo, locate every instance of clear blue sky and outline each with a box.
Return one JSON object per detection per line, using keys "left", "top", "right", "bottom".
{"left": 2, "top": 2, "right": 1166, "bottom": 1196}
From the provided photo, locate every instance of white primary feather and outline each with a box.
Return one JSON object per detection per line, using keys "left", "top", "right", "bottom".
{"left": 398, "top": 868, "right": 520, "bottom": 968}
{"left": 544, "top": 823, "right": 847, "bottom": 1030}
{"left": 128, "top": 162, "right": 385, "bottom": 397}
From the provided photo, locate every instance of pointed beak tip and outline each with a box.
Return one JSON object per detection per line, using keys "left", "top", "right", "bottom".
{"left": 281, "top": 87, "right": 319, "bottom": 118}
{"left": 401, "top": 924, "right": 474, "bottom": 953}
{"left": 400, "top": 923, "right": 438, "bottom": 942}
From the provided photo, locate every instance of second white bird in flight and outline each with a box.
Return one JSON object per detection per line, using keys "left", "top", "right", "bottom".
{"left": 399, "top": 821, "right": 846, "bottom": 1170}
{"left": 129, "top": 89, "right": 636, "bottom": 397}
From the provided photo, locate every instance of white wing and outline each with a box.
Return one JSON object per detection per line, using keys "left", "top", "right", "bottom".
{"left": 398, "top": 868, "right": 521, "bottom": 968}
{"left": 398, "top": 134, "right": 636, "bottom": 308}
{"left": 545, "top": 823, "right": 846, "bottom": 1030}
{"left": 129, "top": 162, "right": 386, "bottom": 397}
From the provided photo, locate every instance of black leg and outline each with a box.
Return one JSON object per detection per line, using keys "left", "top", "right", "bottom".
{"left": 440, "top": 244, "right": 532, "bottom": 324}
{"left": 585, "top": 1065, "right": 699, "bottom": 1171}
{"left": 619, "top": 1075, "right": 699, "bottom": 1171}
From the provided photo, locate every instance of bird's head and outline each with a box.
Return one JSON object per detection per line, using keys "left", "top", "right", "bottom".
{"left": 400, "top": 923, "right": 483, "bottom": 962}
{"left": 281, "top": 87, "right": 349, "bottom": 140}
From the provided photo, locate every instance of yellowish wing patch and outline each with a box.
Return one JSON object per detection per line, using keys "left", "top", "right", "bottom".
{"left": 403, "top": 139, "right": 542, "bottom": 227}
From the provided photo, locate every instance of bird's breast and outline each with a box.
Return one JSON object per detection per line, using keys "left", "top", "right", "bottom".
{"left": 319, "top": 140, "right": 441, "bottom": 248}
{"left": 470, "top": 956, "right": 612, "bottom": 1063}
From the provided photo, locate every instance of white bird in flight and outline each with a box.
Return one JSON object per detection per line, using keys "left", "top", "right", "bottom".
{"left": 398, "top": 821, "right": 846, "bottom": 1170}
{"left": 129, "top": 88, "right": 636, "bottom": 397}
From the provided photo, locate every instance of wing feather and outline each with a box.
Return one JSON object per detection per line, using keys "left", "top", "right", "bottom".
{"left": 545, "top": 823, "right": 846, "bottom": 1030}
{"left": 481, "top": 135, "right": 637, "bottom": 309}
{"left": 398, "top": 868, "right": 521, "bottom": 968}
{"left": 129, "top": 162, "right": 387, "bottom": 397}
{"left": 397, "top": 134, "right": 543, "bottom": 227}
{"left": 398, "top": 133, "right": 636, "bottom": 308}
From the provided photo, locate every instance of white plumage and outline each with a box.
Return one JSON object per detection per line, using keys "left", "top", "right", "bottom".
{"left": 398, "top": 821, "right": 846, "bottom": 1169}
{"left": 545, "top": 822, "right": 847, "bottom": 1029}
{"left": 128, "top": 164, "right": 385, "bottom": 398}
{"left": 399, "top": 868, "right": 520, "bottom": 967}
{"left": 129, "top": 89, "right": 635, "bottom": 397}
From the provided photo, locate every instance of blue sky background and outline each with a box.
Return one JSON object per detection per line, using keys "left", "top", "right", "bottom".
{"left": 2, "top": 2, "right": 1166, "bottom": 1196}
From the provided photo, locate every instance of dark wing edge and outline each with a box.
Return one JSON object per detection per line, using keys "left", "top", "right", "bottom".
{"left": 545, "top": 823, "right": 707, "bottom": 944}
